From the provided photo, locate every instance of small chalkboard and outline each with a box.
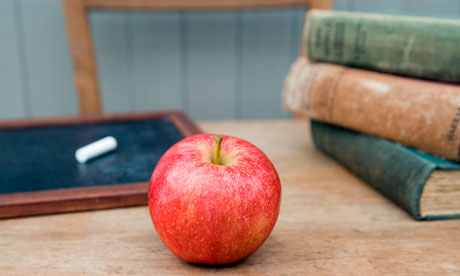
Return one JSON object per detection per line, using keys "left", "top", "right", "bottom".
{"left": 0, "top": 111, "right": 201, "bottom": 218}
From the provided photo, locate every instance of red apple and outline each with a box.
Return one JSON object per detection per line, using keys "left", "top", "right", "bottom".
{"left": 148, "top": 134, "right": 281, "bottom": 265}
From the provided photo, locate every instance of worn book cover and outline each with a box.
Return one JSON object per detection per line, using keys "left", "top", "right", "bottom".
{"left": 283, "top": 57, "right": 460, "bottom": 161}
{"left": 303, "top": 10, "right": 460, "bottom": 83}
{"left": 311, "top": 120, "right": 460, "bottom": 220}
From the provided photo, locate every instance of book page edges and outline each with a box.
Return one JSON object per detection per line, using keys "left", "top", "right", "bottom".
{"left": 420, "top": 170, "right": 460, "bottom": 218}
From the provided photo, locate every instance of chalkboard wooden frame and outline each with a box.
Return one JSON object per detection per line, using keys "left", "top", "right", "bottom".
{"left": 0, "top": 111, "right": 201, "bottom": 219}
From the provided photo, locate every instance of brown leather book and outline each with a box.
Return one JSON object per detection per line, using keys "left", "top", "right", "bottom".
{"left": 283, "top": 57, "right": 460, "bottom": 161}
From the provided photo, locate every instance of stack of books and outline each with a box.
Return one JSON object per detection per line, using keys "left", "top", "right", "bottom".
{"left": 283, "top": 10, "right": 460, "bottom": 220}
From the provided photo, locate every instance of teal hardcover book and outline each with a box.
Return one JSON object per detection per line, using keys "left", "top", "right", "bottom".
{"left": 304, "top": 10, "right": 460, "bottom": 83}
{"left": 311, "top": 120, "right": 460, "bottom": 220}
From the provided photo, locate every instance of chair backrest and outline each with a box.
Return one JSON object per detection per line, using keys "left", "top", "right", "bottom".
{"left": 62, "top": 0, "right": 333, "bottom": 116}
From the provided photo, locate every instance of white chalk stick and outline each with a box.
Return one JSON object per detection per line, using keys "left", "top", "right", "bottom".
{"left": 75, "top": 136, "right": 118, "bottom": 163}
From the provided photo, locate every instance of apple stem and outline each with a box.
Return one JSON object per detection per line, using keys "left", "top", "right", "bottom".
{"left": 212, "top": 135, "right": 223, "bottom": 165}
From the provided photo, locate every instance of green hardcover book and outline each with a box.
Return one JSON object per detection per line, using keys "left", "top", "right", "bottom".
{"left": 304, "top": 10, "right": 460, "bottom": 83}
{"left": 311, "top": 120, "right": 460, "bottom": 220}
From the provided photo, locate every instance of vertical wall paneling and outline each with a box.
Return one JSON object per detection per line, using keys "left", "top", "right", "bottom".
{"left": 333, "top": 0, "right": 349, "bottom": 11}
{"left": 404, "top": 0, "right": 460, "bottom": 18}
{"left": 3, "top": 1, "right": 460, "bottom": 121}
{"left": 234, "top": 12, "right": 243, "bottom": 119}
{"left": 353, "top": 0, "right": 405, "bottom": 14}
{"left": 131, "top": 12, "right": 182, "bottom": 112}
{"left": 347, "top": 0, "right": 356, "bottom": 11}
{"left": 127, "top": 14, "right": 135, "bottom": 112}
{"left": 289, "top": 9, "right": 306, "bottom": 62}
{"left": 90, "top": 11, "right": 133, "bottom": 113}
{"left": 19, "top": 0, "right": 77, "bottom": 117}
{"left": 239, "top": 10, "right": 292, "bottom": 119}
{"left": 179, "top": 13, "right": 189, "bottom": 113}
{"left": 0, "top": 1, "right": 27, "bottom": 118}
{"left": 186, "top": 12, "right": 237, "bottom": 120}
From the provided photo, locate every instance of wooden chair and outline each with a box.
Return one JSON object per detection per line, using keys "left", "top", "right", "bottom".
{"left": 62, "top": 0, "right": 332, "bottom": 116}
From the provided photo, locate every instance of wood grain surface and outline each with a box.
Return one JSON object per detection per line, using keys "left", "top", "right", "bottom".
{"left": 1, "top": 120, "right": 459, "bottom": 275}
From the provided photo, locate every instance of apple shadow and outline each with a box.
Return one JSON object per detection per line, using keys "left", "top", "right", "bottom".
{"left": 186, "top": 258, "right": 247, "bottom": 269}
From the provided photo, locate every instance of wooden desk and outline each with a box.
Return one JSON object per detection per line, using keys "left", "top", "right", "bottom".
{"left": 1, "top": 120, "right": 459, "bottom": 275}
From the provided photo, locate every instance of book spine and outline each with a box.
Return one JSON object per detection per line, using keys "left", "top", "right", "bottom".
{"left": 283, "top": 57, "right": 460, "bottom": 161}
{"left": 304, "top": 10, "right": 460, "bottom": 83}
{"left": 310, "top": 120, "right": 435, "bottom": 220}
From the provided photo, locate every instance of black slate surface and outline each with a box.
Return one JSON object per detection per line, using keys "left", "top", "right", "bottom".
{"left": 0, "top": 118, "right": 184, "bottom": 194}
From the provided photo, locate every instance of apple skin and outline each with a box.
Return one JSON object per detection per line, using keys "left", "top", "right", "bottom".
{"left": 148, "top": 134, "right": 281, "bottom": 265}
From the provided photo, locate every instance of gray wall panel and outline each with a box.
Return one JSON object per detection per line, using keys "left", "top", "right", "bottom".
{"left": 131, "top": 12, "right": 183, "bottom": 112}
{"left": 239, "top": 11, "right": 292, "bottom": 119}
{"left": 186, "top": 12, "right": 237, "bottom": 120}
{"left": 0, "top": 1, "right": 26, "bottom": 119}
{"left": 19, "top": 0, "right": 77, "bottom": 117}
{"left": 405, "top": 0, "right": 460, "bottom": 17}
{"left": 353, "top": 0, "right": 405, "bottom": 14}
{"left": 2, "top": 1, "right": 460, "bottom": 120}
{"left": 289, "top": 9, "right": 307, "bottom": 63}
{"left": 91, "top": 11, "right": 133, "bottom": 113}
